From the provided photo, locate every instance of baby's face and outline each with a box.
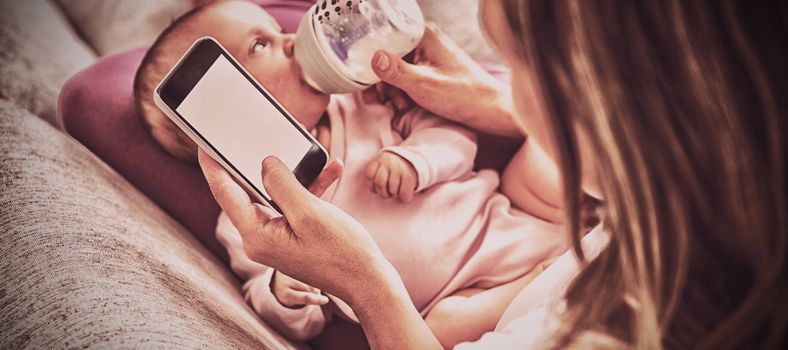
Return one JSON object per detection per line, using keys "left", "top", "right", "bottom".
{"left": 195, "top": 1, "right": 329, "bottom": 129}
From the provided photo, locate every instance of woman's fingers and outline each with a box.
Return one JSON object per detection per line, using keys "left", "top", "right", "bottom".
{"left": 372, "top": 49, "right": 421, "bottom": 92}
{"left": 309, "top": 158, "right": 344, "bottom": 198}
{"left": 253, "top": 203, "right": 279, "bottom": 221}
{"left": 371, "top": 23, "right": 445, "bottom": 89}
{"left": 261, "top": 156, "right": 316, "bottom": 219}
{"left": 372, "top": 23, "right": 454, "bottom": 87}
{"left": 198, "top": 149, "right": 261, "bottom": 231}
{"left": 418, "top": 23, "right": 461, "bottom": 63}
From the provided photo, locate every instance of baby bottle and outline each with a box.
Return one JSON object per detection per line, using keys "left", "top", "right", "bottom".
{"left": 294, "top": 0, "right": 425, "bottom": 94}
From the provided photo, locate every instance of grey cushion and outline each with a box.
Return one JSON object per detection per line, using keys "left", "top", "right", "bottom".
{"left": 54, "top": 0, "right": 194, "bottom": 56}
{"left": 0, "top": 99, "right": 304, "bottom": 349}
{"left": 0, "top": 0, "right": 95, "bottom": 126}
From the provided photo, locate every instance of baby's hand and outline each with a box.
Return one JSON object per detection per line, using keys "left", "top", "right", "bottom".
{"left": 271, "top": 270, "right": 329, "bottom": 308}
{"left": 365, "top": 151, "right": 418, "bottom": 202}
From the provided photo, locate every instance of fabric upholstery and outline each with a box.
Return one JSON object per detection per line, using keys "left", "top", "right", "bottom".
{"left": 58, "top": 48, "right": 226, "bottom": 261}
{"left": 0, "top": 0, "right": 95, "bottom": 126}
{"left": 0, "top": 99, "right": 304, "bottom": 349}
{"left": 53, "top": 0, "right": 194, "bottom": 56}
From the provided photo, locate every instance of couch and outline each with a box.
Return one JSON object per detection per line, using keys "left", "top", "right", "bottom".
{"left": 0, "top": 0, "right": 508, "bottom": 348}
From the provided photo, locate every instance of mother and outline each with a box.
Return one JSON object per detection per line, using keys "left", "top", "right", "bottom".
{"left": 201, "top": 0, "right": 787, "bottom": 348}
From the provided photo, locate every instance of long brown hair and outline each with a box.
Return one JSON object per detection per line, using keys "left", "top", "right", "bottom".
{"left": 490, "top": 0, "right": 787, "bottom": 348}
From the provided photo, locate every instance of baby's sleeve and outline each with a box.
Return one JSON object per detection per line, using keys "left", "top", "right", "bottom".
{"left": 383, "top": 109, "right": 478, "bottom": 192}
{"left": 215, "top": 212, "right": 330, "bottom": 341}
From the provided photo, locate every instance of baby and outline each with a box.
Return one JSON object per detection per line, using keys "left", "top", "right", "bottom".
{"left": 134, "top": 1, "right": 565, "bottom": 348}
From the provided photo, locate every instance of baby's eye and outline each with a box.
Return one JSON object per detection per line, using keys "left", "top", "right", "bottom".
{"left": 249, "top": 39, "right": 268, "bottom": 55}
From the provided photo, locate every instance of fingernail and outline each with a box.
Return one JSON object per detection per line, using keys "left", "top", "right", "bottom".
{"left": 375, "top": 53, "right": 390, "bottom": 71}
{"left": 262, "top": 156, "right": 280, "bottom": 169}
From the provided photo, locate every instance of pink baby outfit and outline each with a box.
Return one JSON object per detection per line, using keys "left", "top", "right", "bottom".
{"left": 216, "top": 93, "right": 566, "bottom": 341}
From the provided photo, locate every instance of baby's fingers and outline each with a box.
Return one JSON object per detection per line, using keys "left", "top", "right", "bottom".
{"left": 387, "top": 171, "right": 401, "bottom": 199}
{"left": 374, "top": 166, "right": 391, "bottom": 197}
{"left": 365, "top": 160, "right": 380, "bottom": 182}
{"left": 286, "top": 277, "right": 323, "bottom": 294}
{"left": 382, "top": 84, "right": 413, "bottom": 113}
{"left": 399, "top": 172, "right": 418, "bottom": 202}
{"left": 362, "top": 86, "right": 380, "bottom": 104}
{"left": 282, "top": 290, "right": 330, "bottom": 307}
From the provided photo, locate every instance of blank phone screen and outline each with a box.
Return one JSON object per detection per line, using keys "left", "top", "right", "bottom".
{"left": 176, "top": 55, "right": 312, "bottom": 198}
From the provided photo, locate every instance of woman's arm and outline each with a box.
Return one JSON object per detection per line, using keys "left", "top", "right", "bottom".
{"left": 369, "top": 24, "right": 522, "bottom": 138}
{"left": 198, "top": 150, "right": 442, "bottom": 350}
{"left": 425, "top": 258, "right": 557, "bottom": 349}
{"left": 351, "top": 260, "right": 443, "bottom": 350}
{"left": 502, "top": 140, "right": 566, "bottom": 223}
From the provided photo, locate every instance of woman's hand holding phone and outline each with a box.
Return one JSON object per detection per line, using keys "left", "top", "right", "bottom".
{"left": 155, "top": 38, "right": 328, "bottom": 213}
{"left": 200, "top": 150, "right": 442, "bottom": 350}
{"left": 199, "top": 150, "right": 403, "bottom": 309}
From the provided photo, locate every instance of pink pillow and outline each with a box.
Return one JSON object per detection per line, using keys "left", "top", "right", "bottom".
{"left": 57, "top": 1, "right": 313, "bottom": 261}
{"left": 58, "top": 47, "right": 227, "bottom": 260}
{"left": 250, "top": 0, "right": 313, "bottom": 33}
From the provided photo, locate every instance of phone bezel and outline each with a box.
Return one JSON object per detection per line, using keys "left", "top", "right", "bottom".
{"left": 153, "top": 37, "right": 328, "bottom": 213}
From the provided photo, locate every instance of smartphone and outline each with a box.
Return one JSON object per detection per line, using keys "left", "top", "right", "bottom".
{"left": 153, "top": 37, "right": 328, "bottom": 213}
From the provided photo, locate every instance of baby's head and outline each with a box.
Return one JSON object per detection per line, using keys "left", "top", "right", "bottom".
{"left": 134, "top": 0, "right": 330, "bottom": 163}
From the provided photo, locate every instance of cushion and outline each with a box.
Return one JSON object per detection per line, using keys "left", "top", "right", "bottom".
{"left": 58, "top": 48, "right": 228, "bottom": 261}
{"left": 54, "top": 0, "right": 195, "bottom": 56}
{"left": 54, "top": 0, "right": 311, "bottom": 56}
{"left": 0, "top": 99, "right": 303, "bottom": 349}
{"left": 249, "top": 0, "right": 314, "bottom": 33}
{"left": 0, "top": 0, "right": 95, "bottom": 126}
